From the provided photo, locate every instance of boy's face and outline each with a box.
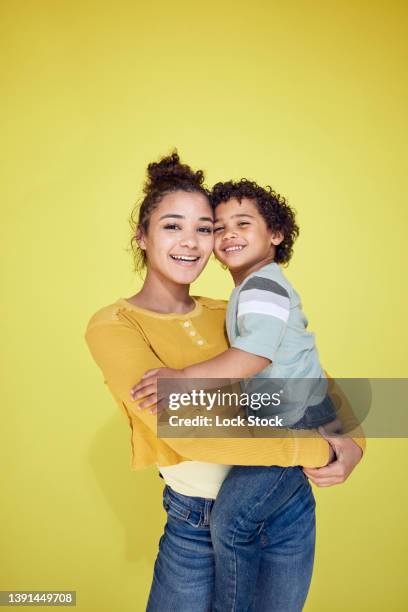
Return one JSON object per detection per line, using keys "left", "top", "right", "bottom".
{"left": 213, "top": 198, "right": 282, "bottom": 275}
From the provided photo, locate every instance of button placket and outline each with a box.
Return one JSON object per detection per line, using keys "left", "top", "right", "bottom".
{"left": 179, "top": 319, "right": 207, "bottom": 347}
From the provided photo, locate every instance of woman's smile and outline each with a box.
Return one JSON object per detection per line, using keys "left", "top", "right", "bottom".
{"left": 138, "top": 190, "right": 214, "bottom": 284}
{"left": 169, "top": 253, "right": 201, "bottom": 266}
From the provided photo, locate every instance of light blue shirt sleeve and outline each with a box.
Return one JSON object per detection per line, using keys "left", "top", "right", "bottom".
{"left": 230, "top": 276, "right": 291, "bottom": 361}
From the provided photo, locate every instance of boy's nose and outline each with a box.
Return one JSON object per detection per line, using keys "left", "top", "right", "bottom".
{"left": 223, "top": 229, "right": 238, "bottom": 240}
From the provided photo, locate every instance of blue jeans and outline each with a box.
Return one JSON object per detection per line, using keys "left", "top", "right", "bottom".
{"left": 206, "top": 397, "right": 333, "bottom": 611}
{"left": 210, "top": 466, "right": 316, "bottom": 611}
{"left": 291, "top": 394, "right": 338, "bottom": 429}
{"left": 147, "top": 469, "right": 315, "bottom": 611}
{"left": 147, "top": 485, "right": 215, "bottom": 612}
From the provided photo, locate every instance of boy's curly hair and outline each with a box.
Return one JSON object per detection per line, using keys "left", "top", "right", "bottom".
{"left": 210, "top": 179, "right": 299, "bottom": 265}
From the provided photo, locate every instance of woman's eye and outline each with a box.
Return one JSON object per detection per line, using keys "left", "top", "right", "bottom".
{"left": 163, "top": 223, "right": 181, "bottom": 230}
{"left": 198, "top": 226, "right": 213, "bottom": 234}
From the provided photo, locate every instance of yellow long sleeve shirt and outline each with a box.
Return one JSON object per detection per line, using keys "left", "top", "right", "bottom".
{"left": 85, "top": 296, "right": 365, "bottom": 470}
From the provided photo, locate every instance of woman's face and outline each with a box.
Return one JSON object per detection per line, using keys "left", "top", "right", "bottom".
{"left": 139, "top": 190, "right": 214, "bottom": 285}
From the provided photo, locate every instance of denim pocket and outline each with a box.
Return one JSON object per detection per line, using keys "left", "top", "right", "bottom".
{"left": 163, "top": 496, "right": 190, "bottom": 520}
{"left": 163, "top": 490, "right": 204, "bottom": 527}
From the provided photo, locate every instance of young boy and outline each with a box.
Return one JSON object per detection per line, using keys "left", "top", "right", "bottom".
{"left": 211, "top": 179, "right": 339, "bottom": 432}
{"left": 133, "top": 178, "right": 340, "bottom": 610}
{"left": 208, "top": 179, "right": 339, "bottom": 611}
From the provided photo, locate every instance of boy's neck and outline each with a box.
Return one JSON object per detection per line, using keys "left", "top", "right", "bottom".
{"left": 231, "top": 256, "right": 276, "bottom": 287}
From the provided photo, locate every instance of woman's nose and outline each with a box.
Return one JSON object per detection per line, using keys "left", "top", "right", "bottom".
{"left": 180, "top": 234, "right": 198, "bottom": 248}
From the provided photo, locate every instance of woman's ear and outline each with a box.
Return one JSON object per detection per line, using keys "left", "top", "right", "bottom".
{"left": 271, "top": 230, "right": 284, "bottom": 246}
{"left": 136, "top": 225, "right": 146, "bottom": 250}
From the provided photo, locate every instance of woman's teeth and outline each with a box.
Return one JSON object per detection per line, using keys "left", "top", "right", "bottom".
{"left": 170, "top": 255, "right": 200, "bottom": 262}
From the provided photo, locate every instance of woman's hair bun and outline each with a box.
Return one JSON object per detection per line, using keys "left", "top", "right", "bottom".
{"left": 144, "top": 150, "right": 204, "bottom": 192}
{"left": 130, "top": 150, "right": 209, "bottom": 275}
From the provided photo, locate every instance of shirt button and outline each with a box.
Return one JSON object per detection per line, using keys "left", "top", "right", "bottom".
{"left": 197, "top": 339, "right": 204, "bottom": 346}
{"left": 189, "top": 331, "right": 196, "bottom": 336}
{"left": 183, "top": 321, "right": 191, "bottom": 328}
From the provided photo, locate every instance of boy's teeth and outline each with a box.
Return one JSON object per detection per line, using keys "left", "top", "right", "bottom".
{"left": 171, "top": 255, "right": 199, "bottom": 261}
{"left": 225, "top": 246, "right": 244, "bottom": 252}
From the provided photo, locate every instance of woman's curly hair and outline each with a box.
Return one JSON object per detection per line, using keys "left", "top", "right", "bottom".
{"left": 211, "top": 179, "right": 299, "bottom": 265}
{"left": 129, "top": 151, "right": 210, "bottom": 274}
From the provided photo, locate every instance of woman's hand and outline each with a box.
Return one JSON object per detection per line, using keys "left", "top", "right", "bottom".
{"left": 130, "top": 367, "right": 184, "bottom": 413}
{"left": 303, "top": 426, "right": 363, "bottom": 487}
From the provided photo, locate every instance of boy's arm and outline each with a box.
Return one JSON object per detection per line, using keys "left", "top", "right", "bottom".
{"left": 131, "top": 348, "right": 270, "bottom": 410}
{"left": 132, "top": 277, "right": 289, "bottom": 406}
{"left": 184, "top": 347, "right": 270, "bottom": 378}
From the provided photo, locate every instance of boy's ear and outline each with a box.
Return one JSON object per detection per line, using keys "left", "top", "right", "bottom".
{"left": 271, "top": 231, "right": 284, "bottom": 246}
{"left": 136, "top": 225, "right": 147, "bottom": 250}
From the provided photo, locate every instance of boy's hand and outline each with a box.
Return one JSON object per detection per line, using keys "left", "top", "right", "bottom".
{"left": 303, "top": 426, "right": 363, "bottom": 487}
{"left": 130, "top": 367, "right": 185, "bottom": 413}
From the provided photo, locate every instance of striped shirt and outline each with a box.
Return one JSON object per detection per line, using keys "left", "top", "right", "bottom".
{"left": 226, "top": 262, "right": 327, "bottom": 425}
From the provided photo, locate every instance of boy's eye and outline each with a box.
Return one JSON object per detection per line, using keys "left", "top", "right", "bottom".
{"left": 213, "top": 226, "right": 224, "bottom": 233}
{"left": 198, "top": 226, "right": 213, "bottom": 234}
{"left": 238, "top": 221, "right": 250, "bottom": 227}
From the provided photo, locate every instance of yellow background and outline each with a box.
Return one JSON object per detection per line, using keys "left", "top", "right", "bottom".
{"left": 2, "top": 1, "right": 408, "bottom": 610}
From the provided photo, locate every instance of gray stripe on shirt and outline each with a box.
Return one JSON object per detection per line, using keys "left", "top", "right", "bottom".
{"left": 241, "top": 276, "right": 289, "bottom": 299}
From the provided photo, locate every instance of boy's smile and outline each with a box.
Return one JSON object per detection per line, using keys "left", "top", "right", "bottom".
{"left": 213, "top": 197, "right": 283, "bottom": 284}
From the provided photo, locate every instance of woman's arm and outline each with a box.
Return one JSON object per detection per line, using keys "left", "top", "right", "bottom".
{"left": 130, "top": 352, "right": 366, "bottom": 463}
{"left": 301, "top": 374, "right": 366, "bottom": 486}
{"left": 85, "top": 319, "right": 332, "bottom": 468}
{"left": 303, "top": 426, "right": 363, "bottom": 486}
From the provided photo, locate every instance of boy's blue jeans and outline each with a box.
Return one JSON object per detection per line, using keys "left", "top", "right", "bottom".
{"left": 147, "top": 468, "right": 316, "bottom": 612}
{"left": 208, "top": 395, "right": 336, "bottom": 611}
{"left": 210, "top": 466, "right": 315, "bottom": 612}
{"left": 290, "top": 393, "right": 338, "bottom": 429}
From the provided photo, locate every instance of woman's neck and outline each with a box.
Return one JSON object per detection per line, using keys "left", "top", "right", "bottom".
{"left": 126, "top": 271, "right": 195, "bottom": 315}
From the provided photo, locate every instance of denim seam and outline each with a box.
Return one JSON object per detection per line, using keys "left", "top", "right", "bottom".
{"left": 235, "top": 468, "right": 291, "bottom": 530}
{"left": 227, "top": 468, "right": 291, "bottom": 611}
{"left": 203, "top": 500, "right": 211, "bottom": 526}
{"left": 228, "top": 531, "right": 238, "bottom": 612}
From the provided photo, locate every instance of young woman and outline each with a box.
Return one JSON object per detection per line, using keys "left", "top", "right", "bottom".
{"left": 85, "top": 152, "right": 364, "bottom": 611}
